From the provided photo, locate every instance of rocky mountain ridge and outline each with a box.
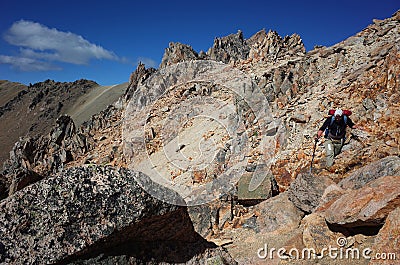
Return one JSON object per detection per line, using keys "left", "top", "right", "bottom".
{"left": 0, "top": 79, "right": 98, "bottom": 165}
{"left": 0, "top": 79, "right": 128, "bottom": 167}
{"left": 0, "top": 10, "right": 399, "bottom": 265}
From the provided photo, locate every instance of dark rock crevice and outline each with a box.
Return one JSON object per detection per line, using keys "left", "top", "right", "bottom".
{"left": 326, "top": 221, "right": 384, "bottom": 237}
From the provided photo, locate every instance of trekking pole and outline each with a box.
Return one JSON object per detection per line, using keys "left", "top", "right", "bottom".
{"left": 310, "top": 137, "right": 318, "bottom": 174}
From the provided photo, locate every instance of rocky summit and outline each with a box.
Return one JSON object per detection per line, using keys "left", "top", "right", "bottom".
{"left": 0, "top": 10, "right": 399, "bottom": 265}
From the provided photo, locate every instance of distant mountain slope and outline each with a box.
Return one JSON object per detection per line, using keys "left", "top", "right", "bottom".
{"left": 0, "top": 79, "right": 128, "bottom": 165}
{"left": 0, "top": 80, "right": 26, "bottom": 108}
{"left": 0, "top": 79, "right": 98, "bottom": 165}
{"left": 65, "top": 82, "right": 128, "bottom": 126}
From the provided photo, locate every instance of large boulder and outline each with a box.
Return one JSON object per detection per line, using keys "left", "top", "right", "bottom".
{"left": 0, "top": 166, "right": 234, "bottom": 264}
{"left": 254, "top": 192, "right": 304, "bottom": 234}
{"left": 287, "top": 173, "right": 335, "bottom": 213}
{"left": 325, "top": 176, "right": 400, "bottom": 227}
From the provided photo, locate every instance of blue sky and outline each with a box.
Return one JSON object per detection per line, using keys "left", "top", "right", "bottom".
{"left": 0, "top": 0, "right": 398, "bottom": 86}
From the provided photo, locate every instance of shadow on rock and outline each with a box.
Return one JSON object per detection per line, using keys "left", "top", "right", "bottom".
{"left": 62, "top": 207, "right": 233, "bottom": 265}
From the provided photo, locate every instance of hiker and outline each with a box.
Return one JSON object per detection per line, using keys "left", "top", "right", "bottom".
{"left": 316, "top": 109, "right": 359, "bottom": 169}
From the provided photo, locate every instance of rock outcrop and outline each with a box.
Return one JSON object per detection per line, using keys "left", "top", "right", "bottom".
{"left": 126, "top": 62, "right": 156, "bottom": 101}
{"left": 1, "top": 115, "right": 89, "bottom": 198}
{"left": 338, "top": 156, "right": 400, "bottom": 190}
{"left": 207, "top": 30, "right": 250, "bottom": 63}
{"left": 160, "top": 42, "right": 199, "bottom": 68}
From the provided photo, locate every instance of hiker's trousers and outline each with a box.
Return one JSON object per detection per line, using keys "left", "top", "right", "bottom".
{"left": 324, "top": 138, "right": 343, "bottom": 167}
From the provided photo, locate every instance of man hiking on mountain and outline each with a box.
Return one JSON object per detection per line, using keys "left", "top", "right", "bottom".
{"left": 316, "top": 109, "right": 360, "bottom": 169}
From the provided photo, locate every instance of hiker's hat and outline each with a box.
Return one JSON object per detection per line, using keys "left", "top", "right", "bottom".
{"left": 334, "top": 109, "right": 343, "bottom": 116}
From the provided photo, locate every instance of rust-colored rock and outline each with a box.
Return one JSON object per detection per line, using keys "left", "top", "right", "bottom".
{"left": 301, "top": 213, "right": 344, "bottom": 254}
{"left": 325, "top": 176, "right": 400, "bottom": 227}
{"left": 369, "top": 207, "right": 400, "bottom": 265}
{"left": 254, "top": 192, "right": 304, "bottom": 234}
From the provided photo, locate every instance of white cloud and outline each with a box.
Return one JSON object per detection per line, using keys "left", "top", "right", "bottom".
{"left": 1, "top": 20, "right": 122, "bottom": 71}
{"left": 0, "top": 55, "right": 61, "bottom": 71}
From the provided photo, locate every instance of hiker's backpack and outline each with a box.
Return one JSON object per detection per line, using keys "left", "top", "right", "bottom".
{"left": 328, "top": 109, "right": 352, "bottom": 116}
{"left": 324, "top": 110, "right": 351, "bottom": 138}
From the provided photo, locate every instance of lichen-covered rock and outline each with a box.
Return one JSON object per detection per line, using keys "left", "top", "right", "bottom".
{"left": 287, "top": 173, "right": 335, "bottom": 213}
{"left": 0, "top": 165, "right": 190, "bottom": 264}
{"left": 0, "top": 175, "right": 6, "bottom": 200}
